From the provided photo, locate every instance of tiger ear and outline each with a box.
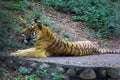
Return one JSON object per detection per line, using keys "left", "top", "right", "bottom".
{"left": 34, "top": 19, "right": 38, "bottom": 23}
{"left": 34, "top": 19, "right": 42, "bottom": 30}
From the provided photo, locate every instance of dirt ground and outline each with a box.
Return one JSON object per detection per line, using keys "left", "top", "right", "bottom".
{"left": 42, "top": 8, "right": 120, "bottom": 50}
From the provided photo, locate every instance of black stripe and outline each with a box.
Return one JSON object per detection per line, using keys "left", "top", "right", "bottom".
{"left": 46, "top": 29, "right": 51, "bottom": 39}
{"left": 79, "top": 48, "right": 82, "bottom": 56}
{"left": 47, "top": 39, "right": 56, "bottom": 50}
{"left": 74, "top": 44, "right": 80, "bottom": 56}
{"left": 50, "top": 40, "right": 60, "bottom": 50}
{"left": 57, "top": 41, "right": 63, "bottom": 56}
{"left": 64, "top": 42, "right": 69, "bottom": 56}
{"left": 84, "top": 48, "right": 87, "bottom": 55}
{"left": 53, "top": 40, "right": 62, "bottom": 53}
{"left": 68, "top": 46, "right": 73, "bottom": 56}
{"left": 61, "top": 42, "right": 69, "bottom": 56}
{"left": 69, "top": 43, "right": 74, "bottom": 56}
{"left": 82, "top": 43, "right": 86, "bottom": 55}
{"left": 76, "top": 44, "right": 78, "bottom": 49}
{"left": 49, "top": 32, "right": 52, "bottom": 40}
{"left": 60, "top": 42, "right": 67, "bottom": 56}
{"left": 71, "top": 42, "right": 73, "bottom": 48}
{"left": 83, "top": 43, "right": 87, "bottom": 55}
{"left": 73, "top": 48, "right": 76, "bottom": 56}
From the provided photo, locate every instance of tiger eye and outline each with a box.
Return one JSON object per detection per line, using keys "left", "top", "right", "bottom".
{"left": 28, "top": 27, "right": 32, "bottom": 31}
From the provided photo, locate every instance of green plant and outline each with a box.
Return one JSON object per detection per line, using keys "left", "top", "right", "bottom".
{"left": 62, "top": 32, "right": 72, "bottom": 41}
{"left": 50, "top": 24, "right": 63, "bottom": 33}
{"left": 103, "top": 42, "right": 111, "bottom": 46}
{"left": 24, "top": 2, "right": 42, "bottom": 26}
{"left": 18, "top": 67, "right": 32, "bottom": 75}
{"left": 0, "top": 1, "right": 24, "bottom": 50}
{"left": 41, "top": 0, "right": 69, "bottom": 12}
{"left": 27, "top": 74, "right": 41, "bottom": 80}
{"left": 12, "top": 24, "right": 23, "bottom": 34}
{"left": 36, "top": 67, "right": 64, "bottom": 80}
{"left": 53, "top": 73, "right": 64, "bottom": 80}
{"left": 16, "top": 66, "right": 64, "bottom": 80}
{"left": 0, "top": 0, "right": 43, "bottom": 52}
{"left": 15, "top": 74, "right": 41, "bottom": 80}
{"left": 17, "top": 0, "right": 35, "bottom": 12}
{"left": 41, "top": 0, "right": 120, "bottom": 38}
{"left": 15, "top": 77, "right": 20, "bottom": 80}
{"left": 41, "top": 18, "right": 52, "bottom": 26}
{"left": 36, "top": 67, "right": 49, "bottom": 77}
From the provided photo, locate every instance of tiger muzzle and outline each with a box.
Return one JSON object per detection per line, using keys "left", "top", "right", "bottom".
{"left": 22, "top": 34, "right": 31, "bottom": 43}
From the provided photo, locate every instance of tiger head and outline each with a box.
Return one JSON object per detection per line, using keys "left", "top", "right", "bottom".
{"left": 21, "top": 19, "right": 44, "bottom": 43}
{"left": 21, "top": 19, "right": 56, "bottom": 43}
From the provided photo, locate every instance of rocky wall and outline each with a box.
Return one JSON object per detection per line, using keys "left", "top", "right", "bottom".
{"left": 0, "top": 56, "right": 120, "bottom": 80}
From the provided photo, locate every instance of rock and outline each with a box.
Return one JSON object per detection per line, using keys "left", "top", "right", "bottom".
{"left": 62, "top": 75, "right": 70, "bottom": 80}
{"left": 75, "top": 67, "right": 84, "bottom": 72}
{"left": 0, "top": 68, "right": 11, "bottom": 79}
{"left": 30, "top": 62, "right": 38, "bottom": 69}
{"left": 40, "top": 63, "right": 50, "bottom": 69}
{"left": 107, "top": 68, "right": 120, "bottom": 78}
{"left": 56, "top": 66, "right": 65, "bottom": 73}
{"left": 114, "top": 76, "right": 120, "bottom": 80}
{"left": 97, "top": 68, "right": 106, "bottom": 78}
{"left": 66, "top": 68, "right": 76, "bottom": 76}
{"left": 79, "top": 68, "right": 96, "bottom": 80}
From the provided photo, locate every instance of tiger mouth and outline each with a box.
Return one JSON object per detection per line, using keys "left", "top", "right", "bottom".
{"left": 22, "top": 34, "right": 31, "bottom": 43}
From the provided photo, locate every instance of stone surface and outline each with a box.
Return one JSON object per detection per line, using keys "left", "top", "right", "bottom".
{"left": 97, "top": 68, "right": 106, "bottom": 78}
{"left": 56, "top": 66, "right": 65, "bottom": 73}
{"left": 62, "top": 75, "right": 70, "bottom": 80}
{"left": 75, "top": 67, "right": 83, "bottom": 73}
{"left": 79, "top": 69, "right": 96, "bottom": 79}
{"left": 0, "top": 68, "right": 11, "bottom": 79}
{"left": 107, "top": 68, "right": 120, "bottom": 78}
{"left": 1, "top": 56, "right": 120, "bottom": 80}
{"left": 40, "top": 63, "right": 50, "bottom": 69}
{"left": 28, "top": 54, "right": 120, "bottom": 67}
{"left": 66, "top": 68, "right": 76, "bottom": 76}
{"left": 30, "top": 62, "right": 38, "bottom": 69}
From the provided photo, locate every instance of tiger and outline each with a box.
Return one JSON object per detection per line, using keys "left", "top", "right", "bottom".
{"left": 11, "top": 19, "right": 119, "bottom": 58}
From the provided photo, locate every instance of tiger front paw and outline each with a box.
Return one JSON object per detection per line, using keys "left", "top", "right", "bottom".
{"left": 10, "top": 52, "right": 20, "bottom": 57}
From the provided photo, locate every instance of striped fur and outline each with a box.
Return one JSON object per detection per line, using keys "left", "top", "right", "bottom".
{"left": 11, "top": 19, "right": 119, "bottom": 58}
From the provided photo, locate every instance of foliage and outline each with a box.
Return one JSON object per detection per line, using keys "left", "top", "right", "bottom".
{"left": 62, "top": 32, "right": 72, "bottom": 41}
{"left": 50, "top": 24, "right": 63, "bottom": 33}
{"left": 0, "top": 1, "right": 23, "bottom": 51}
{"left": 41, "top": 18, "right": 52, "bottom": 26}
{"left": 18, "top": 67, "right": 32, "bottom": 75}
{"left": 36, "top": 67, "right": 64, "bottom": 80}
{"left": 41, "top": 0, "right": 69, "bottom": 12}
{"left": 53, "top": 71, "right": 64, "bottom": 80}
{"left": 0, "top": 0, "right": 42, "bottom": 52}
{"left": 27, "top": 74, "right": 41, "bottom": 80}
{"left": 36, "top": 67, "right": 49, "bottom": 78}
{"left": 15, "top": 74, "right": 41, "bottom": 80}
{"left": 15, "top": 66, "right": 64, "bottom": 80}
{"left": 103, "top": 42, "right": 111, "bottom": 46}
{"left": 41, "top": 0, "right": 120, "bottom": 38}
{"left": 15, "top": 77, "right": 20, "bottom": 80}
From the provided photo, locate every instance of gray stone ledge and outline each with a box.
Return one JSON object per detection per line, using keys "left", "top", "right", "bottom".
{"left": 1, "top": 54, "right": 120, "bottom": 68}
{"left": 27, "top": 54, "right": 120, "bottom": 68}
{"left": 0, "top": 55, "right": 120, "bottom": 80}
